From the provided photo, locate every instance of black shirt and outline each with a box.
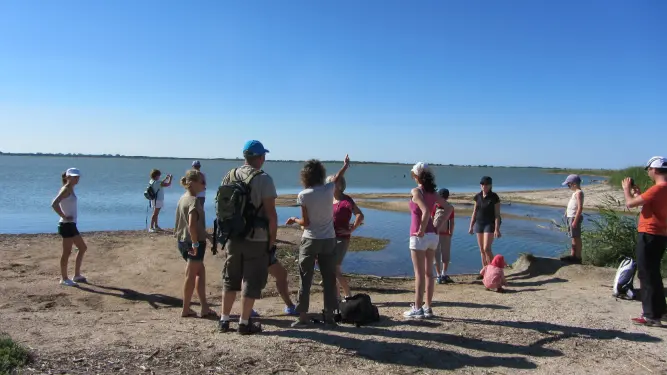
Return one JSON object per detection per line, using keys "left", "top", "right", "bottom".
{"left": 474, "top": 192, "right": 500, "bottom": 224}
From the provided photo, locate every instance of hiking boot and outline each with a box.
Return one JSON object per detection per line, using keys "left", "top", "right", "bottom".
{"left": 631, "top": 316, "right": 663, "bottom": 327}
{"left": 238, "top": 319, "right": 262, "bottom": 335}
{"left": 422, "top": 305, "right": 434, "bottom": 318}
{"left": 218, "top": 320, "right": 230, "bottom": 333}
{"left": 250, "top": 309, "right": 260, "bottom": 318}
{"left": 442, "top": 275, "right": 454, "bottom": 284}
{"left": 436, "top": 276, "right": 445, "bottom": 284}
{"left": 403, "top": 304, "right": 424, "bottom": 319}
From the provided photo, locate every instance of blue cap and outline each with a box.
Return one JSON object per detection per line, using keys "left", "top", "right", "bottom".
{"left": 243, "top": 140, "right": 270, "bottom": 156}
{"left": 192, "top": 160, "right": 201, "bottom": 167}
{"left": 562, "top": 174, "right": 581, "bottom": 186}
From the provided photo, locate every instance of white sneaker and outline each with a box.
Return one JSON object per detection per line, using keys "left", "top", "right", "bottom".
{"left": 148, "top": 228, "right": 156, "bottom": 233}
{"left": 60, "top": 279, "right": 78, "bottom": 287}
{"left": 422, "top": 305, "right": 434, "bottom": 318}
{"left": 403, "top": 304, "right": 424, "bottom": 319}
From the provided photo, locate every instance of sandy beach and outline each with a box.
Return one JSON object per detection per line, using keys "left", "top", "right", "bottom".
{"left": 2, "top": 227, "right": 665, "bottom": 374}
{"left": 277, "top": 183, "right": 628, "bottom": 218}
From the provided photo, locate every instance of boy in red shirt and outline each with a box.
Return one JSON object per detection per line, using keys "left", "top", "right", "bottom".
{"left": 622, "top": 156, "right": 667, "bottom": 327}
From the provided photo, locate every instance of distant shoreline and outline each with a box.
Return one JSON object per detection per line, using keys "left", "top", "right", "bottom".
{"left": 0, "top": 152, "right": 611, "bottom": 171}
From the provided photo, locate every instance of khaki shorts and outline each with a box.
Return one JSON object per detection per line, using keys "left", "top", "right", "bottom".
{"left": 567, "top": 217, "right": 582, "bottom": 238}
{"left": 334, "top": 238, "right": 350, "bottom": 265}
{"left": 222, "top": 239, "right": 269, "bottom": 299}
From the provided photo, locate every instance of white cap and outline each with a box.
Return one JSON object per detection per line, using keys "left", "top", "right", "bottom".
{"left": 65, "top": 168, "right": 80, "bottom": 177}
{"left": 645, "top": 156, "right": 667, "bottom": 170}
{"left": 411, "top": 162, "right": 430, "bottom": 176}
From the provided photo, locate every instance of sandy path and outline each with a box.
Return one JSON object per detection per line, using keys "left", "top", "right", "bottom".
{"left": 1, "top": 229, "right": 665, "bottom": 374}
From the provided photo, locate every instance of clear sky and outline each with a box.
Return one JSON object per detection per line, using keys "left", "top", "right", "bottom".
{"left": 0, "top": 0, "right": 665, "bottom": 168}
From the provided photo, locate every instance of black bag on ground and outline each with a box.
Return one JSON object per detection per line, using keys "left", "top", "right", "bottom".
{"left": 612, "top": 256, "right": 637, "bottom": 300}
{"left": 335, "top": 293, "right": 380, "bottom": 327}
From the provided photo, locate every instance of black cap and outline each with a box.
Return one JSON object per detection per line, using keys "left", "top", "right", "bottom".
{"left": 438, "top": 188, "right": 450, "bottom": 199}
{"left": 480, "top": 176, "right": 493, "bottom": 185}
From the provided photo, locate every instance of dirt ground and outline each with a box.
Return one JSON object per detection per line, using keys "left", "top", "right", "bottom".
{"left": 1, "top": 228, "right": 665, "bottom": 375}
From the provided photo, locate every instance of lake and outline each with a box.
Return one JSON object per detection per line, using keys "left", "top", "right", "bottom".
{"left": 0, "top": 155, "right": 589, "bottom": 275}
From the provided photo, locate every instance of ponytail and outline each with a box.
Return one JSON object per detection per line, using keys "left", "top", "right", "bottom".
{"left": 61, "top": 172, "right": 67, "bottom": 186}
{"left": 419, "top": 171, "right": 437, "bottom": 193}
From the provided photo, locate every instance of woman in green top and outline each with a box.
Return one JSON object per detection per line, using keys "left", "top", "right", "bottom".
{"left": 174, "top": 169, "right": 216, "bottom": 319}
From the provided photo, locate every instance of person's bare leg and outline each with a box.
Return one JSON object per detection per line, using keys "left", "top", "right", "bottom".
{"left": 221, "top": 291, "right": 237, "bottom": 316}
{"left": 151, "top": 207, "right": 161, "bottom": 229}
{"left": 411, "top": 250, "right": 426, "bottom": 307}
{"left": 182, "top": 261, "right": 197, "bottom": 316}
{"left": 195, "top": 263, "right": 211, "bottom": 315}
{"left": 572, "top": 238, "right": 582, "bottom": 259}
{"left": 60, "top": 238, "right": 74, "bottom": 280}
{"left": 476, "top": 233, "right": 486, "bottom": 267}
{"left": 240, "top": 297, "right": 256, "bottom": 321}
{"left": 483, "top": 233, "right": 495, "bottom": 265}
{"left": 72, "top": 236, "right": 88, "bottom": 278}
{"left": 269, "top": 263, "right": 294, "bottom": 307}
{"left": 424, "top": 249, "right": 436, "bottom": 307}
{"left": 335, "top": 265, "right": 351, "bottom": 298}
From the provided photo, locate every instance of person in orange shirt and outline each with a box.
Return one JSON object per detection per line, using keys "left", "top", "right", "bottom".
{"left": 622, "top": 156, "right": 667, "bottom": 327}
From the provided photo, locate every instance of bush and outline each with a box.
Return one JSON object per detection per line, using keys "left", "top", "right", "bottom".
{"left": 578, "top": 195, "right": 667, "bottom": 274}
{"left": 608, "top": 167, "right": 652, "bottom": 192}
{"left": 0, "top": 335, "right": 30, "bottom": 374}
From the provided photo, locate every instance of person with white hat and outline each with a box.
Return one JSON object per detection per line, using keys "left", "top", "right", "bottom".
{"left": 404, "top": 162, "right": 453, "bottom": 319}
{"left": 191, "top": 160, "right": 206, "bottom": 207}
{"left": 560, "top": 174, "right": 584, "bottom": 264}
{"left": 51, "top": 168, "right": 88, "bottom": 286}
{"left": 622, "top": 156, "right": 667, "bottom": 327}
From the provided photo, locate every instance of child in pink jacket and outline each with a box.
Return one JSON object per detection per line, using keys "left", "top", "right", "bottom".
{"left": 480, "top": 255, "right": 508, "bottom": 292}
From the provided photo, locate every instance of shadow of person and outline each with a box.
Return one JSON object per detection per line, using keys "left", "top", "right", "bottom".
{"left": 506, "top": 277, "right": 568, "bottom": 288}
{"left": 451, "top": 317, "right": 662, "bottom": 344}
{"left": 267, "top": 329, "right": 539, "bottom": 371}
{"left": 77, "top": 283, "right": 189, "bottom": 309}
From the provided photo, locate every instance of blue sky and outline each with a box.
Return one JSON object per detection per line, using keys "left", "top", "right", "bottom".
{"left": 0, "top": 0, "right": 665, "bottom": 168}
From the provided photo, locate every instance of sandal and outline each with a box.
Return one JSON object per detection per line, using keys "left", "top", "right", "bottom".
{"left": 181, "top": 310, "right": 198, "bottom": 318}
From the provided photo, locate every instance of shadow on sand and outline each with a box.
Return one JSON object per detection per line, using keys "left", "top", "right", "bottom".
{"left": 76, "top": 283, "right": 188, "bottom": 309}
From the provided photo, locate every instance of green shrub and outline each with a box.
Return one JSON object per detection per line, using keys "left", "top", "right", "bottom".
{"left": 608, "top": 167, "right": 652, "bottom": 192}
{"left": 0, "top": 335, "right": 30, "bottom": 374}
{"left": 577, "top": 194, "right": 667, "bottom": 274}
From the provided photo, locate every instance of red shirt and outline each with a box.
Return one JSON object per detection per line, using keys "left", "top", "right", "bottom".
{"left": 333, "top": 197, "right": 355, "bottom": 238}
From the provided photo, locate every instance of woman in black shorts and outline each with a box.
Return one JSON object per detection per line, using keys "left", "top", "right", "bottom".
{"left": 51, "top": 168, "right": 88, "bottom": 287}
{"left": 468, "top": 176, "right": 501, "bottom": 270}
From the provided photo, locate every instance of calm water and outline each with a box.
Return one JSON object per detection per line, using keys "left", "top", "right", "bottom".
{"left": 0, "top": 155, "right": 590, "bottom": 275}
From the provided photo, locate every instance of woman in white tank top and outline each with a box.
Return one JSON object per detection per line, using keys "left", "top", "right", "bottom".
{"left": 51, "top": 168, "right": 89, "bottom": 287}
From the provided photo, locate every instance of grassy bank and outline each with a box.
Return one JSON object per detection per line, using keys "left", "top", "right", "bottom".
{"left": 545, "top": 168, "right": 614, "bottom": 177}
{"left": 608, "top": 166, "right": 652, "bottom": 192}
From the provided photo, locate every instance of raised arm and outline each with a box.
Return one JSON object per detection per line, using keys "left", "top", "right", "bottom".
{"left": 161, "top": 174, "right": 173, "bottom": 187}
{"left": 329, "top": 154, "right": 350, "bottom": 184}
{"left": 623, "top": 178, "right": 646, "bottom": 208}
{"left": 51, "top": 186, "right": 72, "bottom": 221}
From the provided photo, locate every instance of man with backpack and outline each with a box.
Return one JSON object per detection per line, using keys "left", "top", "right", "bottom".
{"left": 622, "top": 156, "right": 667, "bottom": 327}
{"left": 217, "top": 140, "right": 278, "bottom": 335}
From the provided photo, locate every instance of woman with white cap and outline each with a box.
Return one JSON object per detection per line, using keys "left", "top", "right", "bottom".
{"left": 404, "top": 162, "right": 453, "bottom": 319}
{"left": 51, "top": 168, "right": 88, "bottom": 286}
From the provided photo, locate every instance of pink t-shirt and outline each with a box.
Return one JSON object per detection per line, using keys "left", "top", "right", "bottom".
{"left": 409, "top": 188, "right": 437, "bottom": 235}
{"left": 480, "top": 265, "right": 506, "bottom": 289}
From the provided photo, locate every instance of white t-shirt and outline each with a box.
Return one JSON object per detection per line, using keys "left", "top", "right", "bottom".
{"left": 297, "top": 182, "right": 336, "bottom": 239}
{"left": 196, "top": 172, "right": 206, "bottom": 198}
{"left": 149, "top": 179, "right": 165, "bottom": 201}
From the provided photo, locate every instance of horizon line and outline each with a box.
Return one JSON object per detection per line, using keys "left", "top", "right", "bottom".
{"left": 0, "top": 151, "right": 618, "bottom": 171}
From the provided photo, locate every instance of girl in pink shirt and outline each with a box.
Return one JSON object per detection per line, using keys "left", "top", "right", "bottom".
{"left": 480, "top": 255, "right": 508, "bottom": 292}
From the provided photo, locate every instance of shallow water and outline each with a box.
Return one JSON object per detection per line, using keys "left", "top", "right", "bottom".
{"left": 0, "top": 155, "right": 589, "bottom": 275}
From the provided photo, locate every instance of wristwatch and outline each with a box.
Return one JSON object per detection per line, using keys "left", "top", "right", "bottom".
{"left": 192, "top": 242, "right": 200, "bottom": 248}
